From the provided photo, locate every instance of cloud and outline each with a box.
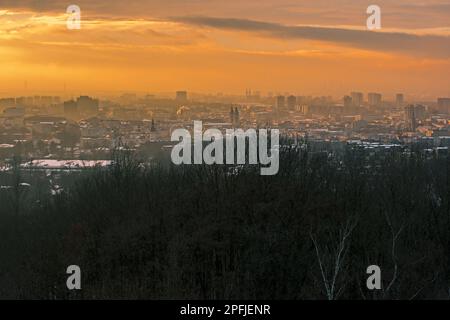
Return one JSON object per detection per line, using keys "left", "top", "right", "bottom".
{"left": 174, "top": 16, "right": 450, "bottom": 58}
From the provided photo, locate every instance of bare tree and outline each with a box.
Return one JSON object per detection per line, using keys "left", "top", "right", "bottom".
{"left": 382, "top": 210, "right": 404, "bottom": 298}
{"left": 310, "top": 219, "right": 357, "bottom": 300}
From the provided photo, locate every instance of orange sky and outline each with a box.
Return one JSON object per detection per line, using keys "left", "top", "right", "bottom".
{"left": 0, "top": 0, "right": 449, "bottom": 99}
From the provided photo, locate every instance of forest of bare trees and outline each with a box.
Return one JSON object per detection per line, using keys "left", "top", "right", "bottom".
{"left": 1, "top": 144, "right": 450, "bottom": 299}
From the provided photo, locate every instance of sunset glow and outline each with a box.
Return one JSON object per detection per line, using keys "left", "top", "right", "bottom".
{"left": 0, "top": 0, "right": 449, "bottom": 98}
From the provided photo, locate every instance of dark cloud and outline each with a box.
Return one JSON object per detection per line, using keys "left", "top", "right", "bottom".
{"left": 0, "top": 0, "right": 215, "bottom": 14}
{"left": 2, "top": 1, "right": 449, "bottom": 25}
{"left": 0, "top": 0, "right": 64, "bottom": 12}
{"left": 175, "top": 16, "right": 450, "bottom": 58}
{"left": 1, "top": 0, "right": 449, "bottom": 57}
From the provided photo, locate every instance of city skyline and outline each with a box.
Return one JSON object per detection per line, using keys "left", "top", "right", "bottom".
{"left": 0, "top": 0, "right": 449, "bottom": 98}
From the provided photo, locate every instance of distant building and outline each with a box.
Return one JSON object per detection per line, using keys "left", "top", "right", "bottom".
{"left": 276, "top": 96, "right": 285, "bottom": 110}
{"left": 64, "top": 100, "right": 78, "bottom": 118}
{"left": 62, "top": 96, "right": 98, "bottom": 118}
{"left": 437, "top": 98, "right": 450, "bottom": 114}
{"left": 414, "top": 104, "right": 426, "bottom": 120}
{"left": 41, "top": 96, "right": 54, "bottom": 106}
{"left": 343, "top": 96, "right": 352, "bottom": 109}
{"left": 404, "top": 105, "right": 417, "bottom": 131}
{"left": 396, "top": 94, "right": 404, "bottom": 107}
{"left": 245, "top": 89, "right": 261, "bottom": 102}
{"left": 299, "top": 105, "right": 309, "bottom": 114}
{"left": 229, "top": 107, "right": 240, "bottom": 127}
{"left": 3, "top": 106, "right": 25, "bottom": 118}
{"left": 351, "top": 92, "right": 363, "bottom": 107}
{"left": 368, "top": 92, "right": 382, "bottom": 107}
{"left": 77, "top": 96, "right": 99, "bottom": 117}
{"left": 287, "top": 95, "right": 296, "bottom": 111}
{"left": 25, "top": 97, "right": 34, "bottom": 106}
{"left": 0, "top": 98, "right": 15, "bottom": 108}
{"left": 15, "top": 97, "right": 27, "bottom": 107}
{"left": 229, "top": 107, "right": 234, "bottom": 124}
{"left": 176, "top": 91, "right": 188, "bottom": 102}
{"left": 34, "top": 96, "right": 41, "bottom": 106}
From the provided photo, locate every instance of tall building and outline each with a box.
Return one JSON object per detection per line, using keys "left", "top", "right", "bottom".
{"left": 404, "top": 105, "right": 417, "bottom": 131}
{"left": 151, "top": 118, "right": 156, "bottom": 132}
{"left": 343, "top": 96, "right": 352, "bottom": 109}
{"left": 351, "top": 92, "right": 363, "bottom": 107}
{"left": 276, "top": 96, "right": 285, "bottom": 110}
{"left": 176, "top": 91, "right": 188, "bottom": 102}
{"left": 437, "top": 98, "right": 450, "bottom": 114}
{"left": 287, "top": 95, "right": 296, "bottom": 111}
{"left": 368, "top": 92, "right": 382, "bottom": 107}
{"left": 229, "top": 107, "right": 240, "bottom": 127}
{"left": 229, "top": 107, "right": 234, "bottom": 124}
{"left": 234, "top": 107, "right": 240, "bottom": 126}
{"left": 64, "top": 100, "right": 78, "bottom": 118}
{"left": 76, "top": 96, "right": 99, "bottom": 117}
{"left": 414, "top": 104, "right": 426, "bottom": 121}
{"left": 396, "top": 94, "right": 404, "bottom": 107}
